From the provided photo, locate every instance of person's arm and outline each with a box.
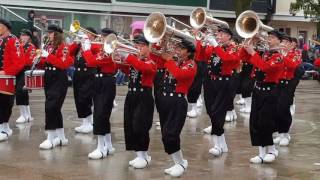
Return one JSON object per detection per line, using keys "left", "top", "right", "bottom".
{"left": 3, "top": 38, "right": 25, "bottom": 75}
{"left": 164, "top": 60, "right": 197, "bottom": 80}
{"left": 46, "top": 45, "right": 74, "bottom": 69}
{"left": 126, "top": 54, "right": 156, "bottom": 73}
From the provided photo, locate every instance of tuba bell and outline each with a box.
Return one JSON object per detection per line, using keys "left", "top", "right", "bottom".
{"left": 235, "top": 10, "right": 274, "bottom": 39}
{"left": 143, "top": 12, "right": 195, "bottom": 55}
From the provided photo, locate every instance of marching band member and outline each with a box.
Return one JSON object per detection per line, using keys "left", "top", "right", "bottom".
{"left": 120, "top": 34, "right": 156, "bottom": 169}
{"left": 15, "top": 29, "right": 36, "bottom": 124}
{"left": 39, "top": 25, "right": 74, "bottom": 150}
{"left": 69, "top": 27, "right": 99, "bottom": 134}
{"left": 242, "top": 30, "right": 284, "bottom": 163}
{"left": 0, "top": 19, "right": 25, "bottom": 142}
{"left": 81, "top": 28, "right": 117, "bottom": 159}
{"left": 187, "top": 36, "right": 207, "bottom": 118}
{"left": 273, "top": 35, "right": 302, "bottom": 146}
{"left": 204, "top": 27, "right": 240, "bottom": 156}
{"left": 159, "top": 39, "right": 197, "bottom": 177}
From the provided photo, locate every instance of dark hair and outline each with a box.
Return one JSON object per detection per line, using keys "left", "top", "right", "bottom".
{"left": 188, "top": 52, "right": 195, "bottom": 60}
{"left": 52, "top": 32, "right": 64, "bottom": 49}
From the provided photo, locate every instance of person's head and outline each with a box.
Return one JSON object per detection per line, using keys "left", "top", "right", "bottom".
{"left": 101, "top": 27, "right": 115, "bottom": 39}
{"left": 20, "top": 29, "right": 32, "bottom": 44}
{"left": 28, "top": 10, "right": 35, "bottom": 19}
{"left": 216, "top": 27, "right": 233, "bottom": 44}
{"left": 85, "top": 27, "right": 97, "bottom": 41}
{"left": 47, "top": 24, "right": 63, "bottom": 47}
{"left": 0, "top": 19, "right": 12, "bottom": 36}
{"left": 40, "top": 15, "right": 48, "bottom": 25}
{"left": 267, "top": 30, "right": 282, "bottom": 48}
{"left": 133, "top": 34, "right": 150, "bottom": 57}
{"left": 176, "top": 38, "right": 195, "bottom": 60}
{"left": 281, "top": 33, "right": 291, "bottom": 48}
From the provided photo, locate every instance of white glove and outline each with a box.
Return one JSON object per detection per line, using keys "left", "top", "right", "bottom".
{"left": 118, "top": 50, "right": 130, "bottom": 60}
{"left": 41, "top": 49, "right": 49, "bottom": 58}
{"left": 206, "top": 36, "right": 218, "bottom": 47}
{"left": 82, "top": 39, "right": 91, "bottom": 51}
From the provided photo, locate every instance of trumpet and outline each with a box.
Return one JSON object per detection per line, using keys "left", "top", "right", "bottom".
{"left": 143, "top": 12, "right": 195, "bottom": 55}
{"left": 190, "top": 7, "right": 229, "bottom": 41}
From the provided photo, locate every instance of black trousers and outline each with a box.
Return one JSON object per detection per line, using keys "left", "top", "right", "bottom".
{"left": 154, "top": 70, "right": 165, "bottom": 112}
{"left": 227, "top": 73, "right": 240, "bottom": 111}
{"left": 238, "top": 70, "right": 255, "bottom": 98}
{"left": 289, "top": 77, "right": 300, "bottom": 105}
{"left": 187, "top": 61, "right": 206, "bottom": 103}
{"left": 276, "top": 82, "right": 292, "bottom": 133}
{"left": 250, "top": 84, "right": 279, "bottom": 147}
{"left": 0, "top": 94, "right": 14, "bottom": 124}
{"left": 44, "top": 69, "right": 68, "bottom": 130}
{"left": 15, "top": 68, "right": 29, "bottom": 105}
{"left": 124, "top": 88, "right": 154, "bottom": 151}
{"left": 158, "top": 94, "right": 187, "bottom": 154}
{"left": 73, "top": 70, "right": 95, "bottom": 118}
{"left": 204, "top": 76, "right": 235, "bottom": 136}
{"left": 93, "top": 75, "right": 116, "bottom": 135}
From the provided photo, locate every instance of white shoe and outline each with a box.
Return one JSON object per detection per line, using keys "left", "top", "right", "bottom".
{"left": 39, "top": 139, "right": 57, "bottom": 150}
{"left": 165, "top": 160, "right": 188, "bottom": 177}
{"left": 129, "top": 157, "right": 140, "bottom": 166}
{"left": 53, "top": 137, "right": 69, "bottom": 146}
{"left": 88, "top": 148, "right": 107, "bottom": 160}
{"left": 232, "top": 110, "right": 237, "bottom": 121}
{"left": 75, "top": 124, "right": 93, "bottom": 134}
{"left": 273, "top": 136, "right": 282, "bottom": 144}
{"left": 132, "top": 156, "right": 151, "bottom": 169}
{"left": 196, "top": 97, "right": 203, "bottom": 107}
{"left": 155, "top": 121, "right": 161, "bottom": 126}
{"left": 250, "top": 156, "right": 264, "bottom": 164}
{"left": 0, "top": 129, "right": 13, "bottom": 142}
{"left": 202, "top": 126, "right": 212, "bottom": 134}
{"left": 16, "top": 116, "right": 27, "bottom": 124}
{"left": 187, "top": 104, "right": 198, "bottom": 118}
{"left": 279, "top": 134, "right": 291, "bottom": 146}
{"left": 113, "top": 100, "right": 118, "bottom": 107}
{"left": 103, "top": 146, "right": 115, "bottom": 155}
{"left": 225, "top": 111, "right": 232, "bottom": 122}
{"left": 263, "top": 153, "right": 277, "bottom": 163}
{"left": 209, "top": 146, "right": 223, "bottom": 156}
{"left": 236, "top": 98, "right": 245, "bottom": 105}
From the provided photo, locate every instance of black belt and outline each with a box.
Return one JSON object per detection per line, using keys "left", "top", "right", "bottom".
{"left": 162, "top": 92, "right": 185, "bottom": 97}
{"left": 45, "top": 66, "right": 58, "bottom": 71}
{"left": 75, "top": 67, "right": 96, "bottom": 72}
{"left": 95, "top": 73, "right": 114, "bottom": 78}
{"left": 157, "top": 69, "right": 165, "bottom": 73}
{"left": 210, "top": 76, "right": 232, "bottom": 81}
{"left": 255, "top": 82, "right": 277, "bottom": 91}
{"left": 128, "top": 87, "right": 152, "bottom": 93}
{"left": 279, "top": 79, "right": 290, "bottom": 85}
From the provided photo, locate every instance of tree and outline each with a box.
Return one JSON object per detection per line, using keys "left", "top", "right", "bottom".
{"left": 290, "top": 0, "right": 320, "bottom": 21}
{"left": 234, "top": 0, "right": 254, "bottom": 17}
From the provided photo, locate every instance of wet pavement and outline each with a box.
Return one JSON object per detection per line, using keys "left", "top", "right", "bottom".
{"left": 0, "top": 80, "right": 320, "bottom": 180}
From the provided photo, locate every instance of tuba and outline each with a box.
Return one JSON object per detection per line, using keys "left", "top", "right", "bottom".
{"left": 190, "top": 7, "right": 229, "bottom": 41}
{"left": 143, "top": 12, "right": 195, "bottom": 55}
{"left": 235, "top": 10, "right": 274, "bottom": 39}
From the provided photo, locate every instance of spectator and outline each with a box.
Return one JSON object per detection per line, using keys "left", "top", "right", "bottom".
{"left": 27, "top": 10, "right": 35, "bottom": 25}
{"left": 30, "top": 27, "right": 40, "bottom": 48}
{"left": 36, "top": 15, "right": 48, "bottom": 32}
{"left": 116, "top": 70, "right": 126, "bottom": 85}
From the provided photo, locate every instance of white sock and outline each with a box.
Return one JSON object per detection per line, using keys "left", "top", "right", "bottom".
{"left": 47, "top": 130, "right": 56, "bottom": 142}
{"left": 244, "top": 97, "right": 251, "bottom": 109}
{"left": 2, "top": 123, "right": 10, "bottom": 131}
{"left": 267, "top": 145, "right": 277, "bottom": 154}
{"left": 0, "top": 123, "right": 3, "bottom": 131}
{"left": 104, "top": 133, "right": 113, "bottom": 149}
{"left": 18, "top": 106, "right": 26, "bottom": 119}
{"left": 259, "top": 146, "right": 266, "bottom": 157}
{"left": 171, "top": 150, "right": 184, "bottom": 165}
{"left": 56, "top": 128, "right": 66, "bottom": 140}
{"left": 136, "top": 151, "right": 148, "bottom": 159}
{"left": 212, "top": 135, "right": 220, "bottom": 148}
{"left": 26, "top": 105, "right": 32, "bottom": 118}
{"left": 97, "top": 135, "right": 105, "bottom": 151}
{"left": 87, "top": 114, "right": 93, "bottom": 124}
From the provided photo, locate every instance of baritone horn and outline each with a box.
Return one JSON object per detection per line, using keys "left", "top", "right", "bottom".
{"left": 190, "top": 7, "right": 229, "bottom": 41}
{"left": 104, "top": 33, "right": 139, "bottom": 55}
{"left": 235, "top": 10, "right": 274, "bottom": 39}
{"left": 143, "top": 12, "right": 195, "bottom": 55}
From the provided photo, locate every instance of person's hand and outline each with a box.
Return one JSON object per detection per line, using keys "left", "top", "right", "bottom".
{"left": 205, "top": 35, "right": 218, "bottom": 47}
{"left": 81, "top": 39, "right": 91, "bottom": 51}
{"left": 161, "top": 52, "right": 173, "bottom": 61}
{"left": 41, "top": 49, "right": 49, "bottom": 58}
{"left": 0, "top": 71, "right": 5, "bottom": 75}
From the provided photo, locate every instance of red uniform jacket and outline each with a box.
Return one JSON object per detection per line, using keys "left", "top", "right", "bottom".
{"left": 82, "top": 48, "right": 117, "bottom": 74}
{"left": 69, "top": 42, "right": 100, "bottom": 57}
{"left": 314, "top": 58, "right": 320, "bottom": 67}
{"left": 1, "top": 34, "right": 25, "bottom": 75}
{"left": 124, "top": 54, "right": 157, "bottom": 88}
{"left": 23, "top": 42, "right": 37, "bottom": 67}
{"left": 249, "top": 50, "right": 284, "bottom": 83}
{"left": 164, "top": 59, "right": 197, "bottom": 94}
{"left": 281, "top": 49, "right": 302, "bottom": 80}
{"left": 150, "top": 44, "right": 166, "bottom": 69}
{"left": 195, "top": 40, "right": 207, "bottom": 62}
{"left": 40, "top": 43, "right": 74, "bottom": 70}
{"left": 205, "top": 44, "right": 240, "bottom": 77}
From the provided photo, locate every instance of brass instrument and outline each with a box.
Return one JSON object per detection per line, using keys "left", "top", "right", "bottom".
{"left": 235, "top": 10, "right": 273, "bottom": 39}
{"left": 143, "top": 12, "right": 195, "bottom": 55}
{"left": 70, "top": 20, "right": 100, "bottom": 37}
{"left": 190, "top": 7, "right": 229, "bottom": 41}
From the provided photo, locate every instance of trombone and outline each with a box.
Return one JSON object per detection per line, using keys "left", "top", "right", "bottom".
{"left": 70, "top": 20, "right": 100, "bottom": 37}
